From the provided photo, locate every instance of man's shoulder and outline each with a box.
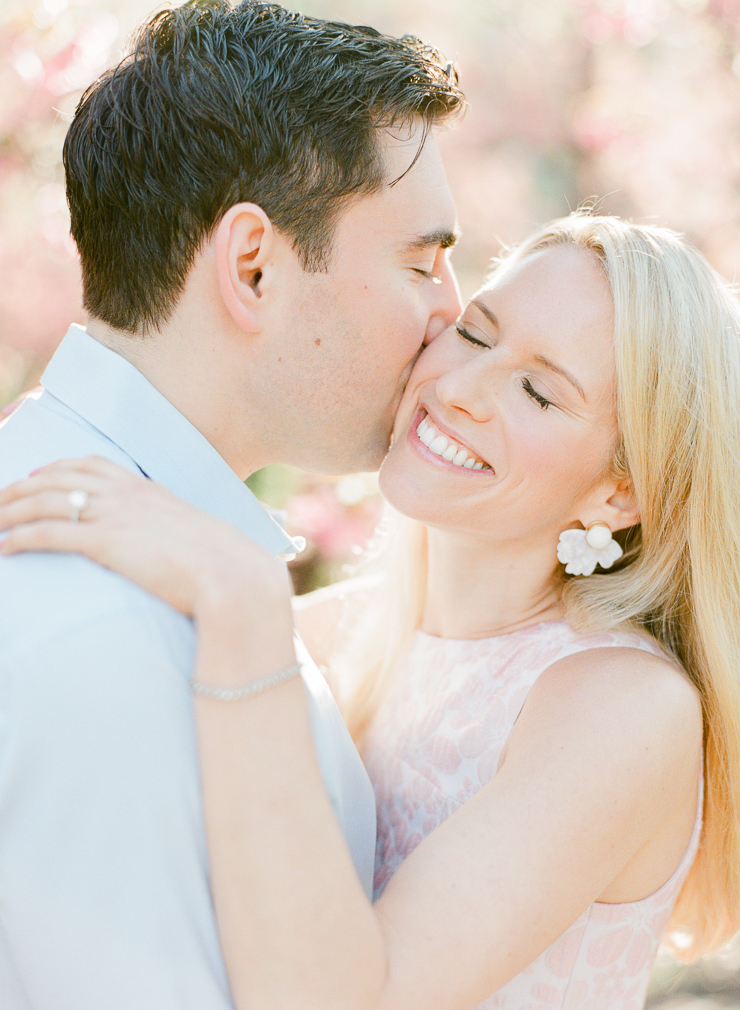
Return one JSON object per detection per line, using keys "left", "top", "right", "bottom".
{"left": 0, "top": 389, "right": 138, "bottom": 486}
{"left": 0, "top": 391, "right": 191, "bottom": 664}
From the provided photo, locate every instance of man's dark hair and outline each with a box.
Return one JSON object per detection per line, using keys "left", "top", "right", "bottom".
{"left": 64, "top": 0, "right": 464, "bottom": 334}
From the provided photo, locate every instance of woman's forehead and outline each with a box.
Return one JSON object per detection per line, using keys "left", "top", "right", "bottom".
{"left": 470, "top": 244, "right": 616, "bottom": 404}
{"left": 478, "top": 243, "right": 607, "bottom": 297}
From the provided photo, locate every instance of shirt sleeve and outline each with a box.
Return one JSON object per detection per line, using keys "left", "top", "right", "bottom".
{"left": 0, "top": 604, "right": 234, "bottom": 1010}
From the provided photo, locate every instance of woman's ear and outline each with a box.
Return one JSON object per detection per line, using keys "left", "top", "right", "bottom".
{"left": 605, "top": 476, "right": 641, "bottom": 532}
{"left": 213, "top": 203, "right": 275, "bottom": 331}
{"left": 579, "top": 475, "right": 640, "bottom": 534}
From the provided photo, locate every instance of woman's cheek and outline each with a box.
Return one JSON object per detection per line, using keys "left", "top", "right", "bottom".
{"left": 512, "top": 418, "right": 584, "bottom": 488}
{"left": 529, "top": 427, "right": 610, "bottom": 498}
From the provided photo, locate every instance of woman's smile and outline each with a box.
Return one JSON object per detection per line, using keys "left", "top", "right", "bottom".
{"left": 409, "top": 407, "right": 494, "bottom": 473}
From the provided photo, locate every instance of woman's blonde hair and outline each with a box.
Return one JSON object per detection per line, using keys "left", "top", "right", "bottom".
{"left": 335, "top": 212, "right": 740, "bottom": 958}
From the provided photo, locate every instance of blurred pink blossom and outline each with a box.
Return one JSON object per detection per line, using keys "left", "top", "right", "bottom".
{"left": 287, "top": 485, "right": 381, "bottom": 560}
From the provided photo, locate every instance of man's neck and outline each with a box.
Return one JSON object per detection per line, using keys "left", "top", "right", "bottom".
{"left": 84, "top": 317, "right": 261, "bottom": 480}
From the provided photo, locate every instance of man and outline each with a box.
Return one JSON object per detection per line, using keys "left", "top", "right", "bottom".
{"left": 0, "top": 1, "right": 462, "bottom": 1007}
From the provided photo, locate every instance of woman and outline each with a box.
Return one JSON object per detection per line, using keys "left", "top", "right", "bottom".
{"left": 0, "top": 213, "right": 738, "bottom": 1010}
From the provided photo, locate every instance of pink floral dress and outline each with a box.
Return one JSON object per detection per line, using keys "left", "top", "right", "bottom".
{"left": 363, "top": 620, "right": 702, "bottom": 1010}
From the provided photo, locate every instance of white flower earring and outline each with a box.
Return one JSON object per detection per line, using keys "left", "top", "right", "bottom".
{"left": 557, "top": 522, "right": 623, "bottom": 576}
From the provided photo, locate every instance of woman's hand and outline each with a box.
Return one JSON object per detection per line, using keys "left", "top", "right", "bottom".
{"left": 0, "top": 456, "right": 292, "bottom": 623}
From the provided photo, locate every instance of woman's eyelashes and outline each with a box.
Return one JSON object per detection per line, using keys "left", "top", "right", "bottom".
{"left": 455, "top": 323, "right": 489, "bottom": 348}
{"left": 522, "top": 377, "right": 552, "bottom": 410}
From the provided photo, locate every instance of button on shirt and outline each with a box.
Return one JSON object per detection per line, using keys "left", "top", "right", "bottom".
{"left": 0, "top": 325, "right": 376, "bottom": 1009}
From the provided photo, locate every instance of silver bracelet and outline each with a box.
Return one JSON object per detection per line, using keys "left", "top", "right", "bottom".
{"left": 191, "top": 662, "right": 302, "bottom": 701}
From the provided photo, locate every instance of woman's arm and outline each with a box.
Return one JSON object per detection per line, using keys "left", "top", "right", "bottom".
{"left": 0, "top": 458, "right": 703, "bottom": 1010}
{"left": 193, "top": 584, "right": 387, "bottom": 1010}
{"left": 194, "top": 628, "right": 701, "bottom": 1010}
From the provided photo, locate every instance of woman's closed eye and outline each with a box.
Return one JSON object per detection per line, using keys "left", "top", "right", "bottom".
{"left": 454, "top": 323, "right": 554, "bottom": 410}
{"left": 455, "top": 324, "right": 489, "bottom": 348}
{"left": 522, "top": 377, "right": 552, "bottom": 410}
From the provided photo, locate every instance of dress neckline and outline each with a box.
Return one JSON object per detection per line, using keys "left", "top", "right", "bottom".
{"left": 415, "top": 618, "right": 568, "bottom": 645}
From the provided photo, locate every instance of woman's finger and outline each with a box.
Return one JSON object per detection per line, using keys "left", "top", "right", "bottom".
{"left": 0, "top": 464, "right": 134, "bottom": 505}
{"left": 29, "top": 455, "right": 138, "bottom": 480}
{"left": 0, "top": 490, "right": 100, "bottom": 531}
{"left": 0, "top": 474, "right": 102, "bottom": 507}
{"left": 0, "top": 510, "right": 209, "bottom": 616}
{"left": 0, "top": 519, "right": 100, "bottom": 558}
{"left": 0, "top": 457, "right": 146, "bottom": 506}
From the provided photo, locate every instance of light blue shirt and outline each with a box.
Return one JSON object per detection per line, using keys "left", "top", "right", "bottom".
{"left": 0, "top": 325, "right": 376, "bottom": 1009}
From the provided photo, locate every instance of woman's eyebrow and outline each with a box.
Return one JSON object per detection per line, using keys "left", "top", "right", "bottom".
{"left": 534, "top": 355, "right": 586, "bottom": 400}
{"left": 472, "top": 299, "right": 499, "bottom": 328}
{"left": 471, "top": 299, "right": 586, "bottom": 400}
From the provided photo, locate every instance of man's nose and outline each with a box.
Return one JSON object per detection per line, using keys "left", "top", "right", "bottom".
{"left": 423, "top": 258, "right": 463, "bottom": 346}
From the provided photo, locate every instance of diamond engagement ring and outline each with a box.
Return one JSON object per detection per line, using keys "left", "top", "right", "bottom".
{"left": 67, "top": 489, "right": 90, "bottom": 522}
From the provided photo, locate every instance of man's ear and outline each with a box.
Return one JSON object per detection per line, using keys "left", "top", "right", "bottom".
{"left": 213, "top": 203, "right": 275, "bottom": 331}
{"left": 581, "top": 475, "right": 641, "bottom": 534}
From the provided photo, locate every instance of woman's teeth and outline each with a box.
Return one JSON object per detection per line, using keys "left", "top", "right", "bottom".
{"left": 416, "top": 416, "right": 491, "bottom": 470}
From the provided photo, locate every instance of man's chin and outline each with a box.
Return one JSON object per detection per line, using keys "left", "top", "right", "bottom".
{"left": 349, "top": 433, "right": 393, "bottom": 475}
{"left": 295, "top": 435, "right": 390, "bottom": 477}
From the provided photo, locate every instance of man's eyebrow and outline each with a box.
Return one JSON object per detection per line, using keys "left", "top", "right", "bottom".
{"left": 470, "top": 300, "right": 586, "bottom": 400}
{"left": 405, "top": 228, "right": 460, "bottom": 251}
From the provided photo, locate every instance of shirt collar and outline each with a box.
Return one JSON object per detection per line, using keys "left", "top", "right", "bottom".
{"left": 41, "top": 325, "right": 298, "bottom": 558}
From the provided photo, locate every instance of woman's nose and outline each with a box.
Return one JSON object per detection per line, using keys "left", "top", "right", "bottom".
{"left": 435, "top": 356, "right": 495, "bottom": 423}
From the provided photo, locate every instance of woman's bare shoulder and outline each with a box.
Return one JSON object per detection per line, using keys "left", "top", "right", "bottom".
{"left": 542, "top": 643, "right": 699, "bottom": 712}
{"left": 508, "top": 644, "right": 702, "bottom": 785}
{"left": 529, "top": 644, "right": 701, "bottom": 731}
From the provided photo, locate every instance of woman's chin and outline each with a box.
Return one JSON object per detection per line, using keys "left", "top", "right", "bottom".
{"left": 378, "top": 458, "right": 423, "bottom": 521}
{"left": 378, "top": 456, "right": 454, "bottom": 528}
